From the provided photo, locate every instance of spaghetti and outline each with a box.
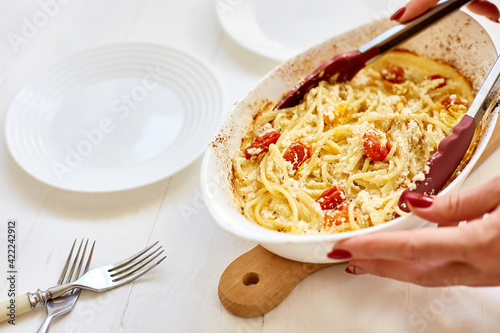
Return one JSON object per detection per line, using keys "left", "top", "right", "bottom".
{"left": 232, "top": 51, "right": 474, "bottom": 234}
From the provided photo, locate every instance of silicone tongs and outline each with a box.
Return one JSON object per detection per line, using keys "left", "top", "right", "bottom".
{"left": 274, "top": 0, "right": 472, "bottom": 110}
{"left": 398, "top": 55, "right": 500, "bottom": 210}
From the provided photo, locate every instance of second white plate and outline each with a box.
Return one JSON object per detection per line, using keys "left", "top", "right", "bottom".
{"left": 215, "top": 0, "right": 391, "bottom": 61}
{"left": 5, "top": 43, "right": 224, "bottom": 192}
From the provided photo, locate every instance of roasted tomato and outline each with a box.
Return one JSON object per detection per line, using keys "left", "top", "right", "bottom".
{"left": 382, "top": 63, "right": 405, "bottom": 84}
{"left": 283, "top": 140, "right": 312, "bottom": 171}
{"left": 244, "top": 130, "right": 280, "bottom": 159}
{"left": 363, "top": 128, "right": 391, "bottom": 161}
{"left": 428, "top": 74, "right": 447, "bottom": 89}
{"left": 441, "top": 96, "right": 467, "bottom": 111}
{"left": 324, "top": 203, "right": 349, "bottom": 227}
{"left": 316, "top": 186, "right": 346, "bottom": 210}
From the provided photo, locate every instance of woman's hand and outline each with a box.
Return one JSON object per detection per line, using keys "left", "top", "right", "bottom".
{"left": 328, "top": 175, "right": 500, "bottom": 287}
{"left": 390, "top": 0, "right": 499, "bottom": 23}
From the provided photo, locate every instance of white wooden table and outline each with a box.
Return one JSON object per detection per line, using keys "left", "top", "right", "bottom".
{"left": 1, "top": 1, "right": 500, "bottom": 332}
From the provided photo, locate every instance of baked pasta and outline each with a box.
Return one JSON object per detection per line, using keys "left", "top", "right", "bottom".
{"left": 232, "top": 51, "right": 473, "bottom": 234}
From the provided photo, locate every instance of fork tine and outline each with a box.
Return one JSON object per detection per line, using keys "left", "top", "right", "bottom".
{"left": 58, "top": 239, "right": 77, "bottom": 285}
{"left": 73, "top": 240, "right": 89, "bottom": 282}
{"left": 83, "top": 241, "right": 95, "bottom": 275}
{"left": 112, "top": 255, "right": 166, "bottom": 285}
{"left": 110, "top": 241, "right": 159, "bottom": 272}
{"left": 65, "top": 239, "right": 85, "bottom": 284}
{"left": 109, "top": 245, "right": 162, "bottom": 276}
{"left": 111, "top": 249, "right": 165, "bottom": 280}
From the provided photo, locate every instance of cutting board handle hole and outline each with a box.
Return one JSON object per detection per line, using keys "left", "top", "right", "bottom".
{"left": 242, "top": 272, "right": 260, "bottom": 286}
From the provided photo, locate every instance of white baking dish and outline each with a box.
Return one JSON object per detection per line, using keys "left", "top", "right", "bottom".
{"left": 201, "top": 11, "right": 498, "bottom": 263}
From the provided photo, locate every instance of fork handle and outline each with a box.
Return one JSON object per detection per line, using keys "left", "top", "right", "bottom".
{"left": 37, "top": 315, "right": 54, "bottom": 333}
{"left": 25, "top": 283, "right": 80, "bottom": 307}
{"left": 0, "top": 293, "right": 32, "bottom": 322}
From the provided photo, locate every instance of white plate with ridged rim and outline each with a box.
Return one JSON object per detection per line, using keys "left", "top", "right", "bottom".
{"left": 214, "top": 0, "right": 391, "bottom": 61}
{"left": 5, "top": 43, "right": 224, "bottom": 192}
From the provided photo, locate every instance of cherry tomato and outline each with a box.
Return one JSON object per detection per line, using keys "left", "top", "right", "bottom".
{"left": 283, "top": 140, "right": 312, "bottom": 171}
{"left": 382, "top": 63, "right": 405, "bottom": 84}
{"left": 324, "top": 204, "right": 349, "bottom": 227}
{"left": 441, "top": 96, "right": 467, "bottom": 111}
{"left": 428, "top": 74, "right": 447, "bottom": 89}
{"left": 244, "top": 130, "right": 280, "bottom": 159}
{"left": 363, "top": 128, "right": 391, "bottom": 161}
{"left": 316, "top": 186, "right": 346, "bottom": 210}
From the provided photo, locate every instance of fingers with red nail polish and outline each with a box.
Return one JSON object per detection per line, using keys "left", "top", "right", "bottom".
{"left": 406, "top": 193, "right": 433, "bottom": 208}
{"left": 390, "top": 7, "right": 406, "bottom": 21}
{"left": 407, "top": 179, "right": 500, "bottom": 225}
{"left": 467, "top": 0, "right": 500, "bottom": 23}
{"left": 345, "top": 266, "right": 367, "bottom": 275}
{"left": 391, "top": 0, "right": 499, "bottom": 23}
{"left": 327, "top": 249, "right": 351, "bottom": 260}
{"left": 325, "top": 176, "right": 500, "bottom": 286}
{"left": 391, "top": 0, "right": 438, "bottom": 22}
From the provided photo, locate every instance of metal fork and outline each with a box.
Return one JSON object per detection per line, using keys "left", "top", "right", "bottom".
{"left": 37, "top": 239, "right": 95, "bottom": 333}
{"left": 27, "top": 241, "right": 165, "bottom": 307}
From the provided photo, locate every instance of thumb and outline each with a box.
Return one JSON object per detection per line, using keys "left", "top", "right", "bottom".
{"left": 406, "top": 176, "right": 500, "bottom": 224}
{"left": 466, "top": 0, "right": 500, "bottom": 23}
{"left": 394, "top": 0, "right": 439, "bottom": 22}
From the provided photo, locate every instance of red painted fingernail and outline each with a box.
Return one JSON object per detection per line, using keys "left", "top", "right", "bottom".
{"left": 327, "top": 249, "right": 351, "bottom": 260}
{"left": 345, "top": 266, "right": 367, "bottom": 275}
{"left": 488, "top": 17, "right": 500, "bottom": 23}
{"left": 390, "top": 7, "right": 406, "bottom": 21}
{"left": 406, "top": 193, "right": 433, "bottom": 208}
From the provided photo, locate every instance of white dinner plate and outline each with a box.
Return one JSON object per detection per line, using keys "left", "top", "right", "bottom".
{"left": 5, "top": 43, "right": 224, "bottom": 192}
{"left": 214, "top": 0, "right": 391, "bottom": 61}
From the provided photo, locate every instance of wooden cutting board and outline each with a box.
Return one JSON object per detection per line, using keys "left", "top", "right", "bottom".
{"left": 218, "top": 120, "right": 500, "bottom": 318}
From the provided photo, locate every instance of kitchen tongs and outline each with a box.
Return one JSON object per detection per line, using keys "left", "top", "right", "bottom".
{"left": 399, "top": 54, "right": 500, "bottom": 210}
{"left": 274, "top": 0, "right": 472, "bottom": 110}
